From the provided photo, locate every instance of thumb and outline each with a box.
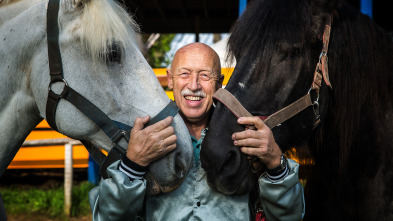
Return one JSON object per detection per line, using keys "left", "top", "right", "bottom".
{"left": 132, "top": 116, "right": 150, "bottom": 132}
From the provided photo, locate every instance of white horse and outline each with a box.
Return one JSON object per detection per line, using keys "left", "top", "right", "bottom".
{"left": 0, "top": 0, "right": 193, "bottom": 194}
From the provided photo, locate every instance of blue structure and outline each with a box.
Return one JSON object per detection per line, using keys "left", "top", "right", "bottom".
{"left": 360, "top": 0, "right": 373, "bottom": 18}
{"left": 239, "top": 0, "right": 247, "bottom": 16}
{"left": 88, "top": 155, "right": 100, "bottom": 185}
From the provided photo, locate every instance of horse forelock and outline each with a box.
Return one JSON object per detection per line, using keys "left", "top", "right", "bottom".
{"left": 227, "top": 0, "right": 315, "bottom": 78}
{"left": 77, "top": 0, "right": 140, "bottom": 62}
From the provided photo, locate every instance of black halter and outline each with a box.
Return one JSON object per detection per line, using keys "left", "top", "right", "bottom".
{"left": 46, "top": 0, "right": 179, "bottom": 178}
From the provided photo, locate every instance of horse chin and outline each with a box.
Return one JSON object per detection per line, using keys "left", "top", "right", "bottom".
{"left": 210, "top": 172, "right": 253, "bottom": 196}
{"left": 144, "top": 171, "right": 184, "bottom": 195}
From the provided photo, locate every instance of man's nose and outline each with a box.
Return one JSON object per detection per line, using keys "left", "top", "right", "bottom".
{"left": 188, "top": 74, "right": 201, "bottom": 90}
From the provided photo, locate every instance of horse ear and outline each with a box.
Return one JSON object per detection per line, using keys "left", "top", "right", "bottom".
{"left": 309, "top": 0, "right": 341, "bottom": 39}
{"left": 72, "top": 0, "right": 89, "bottom": 9}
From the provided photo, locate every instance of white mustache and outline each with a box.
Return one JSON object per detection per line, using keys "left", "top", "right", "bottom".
{"left": 181, "top": 88, "right": 206, "bottom": 97}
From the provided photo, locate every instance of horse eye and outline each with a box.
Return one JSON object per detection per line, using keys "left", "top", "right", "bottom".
{"left": 105, "top": 43, "right": 122, "bottom": 65}
{"left": 107, "top": 49, "right": 121, "bottom": 64}
{"left": 291, "top": 48, "right": 302, "bottom": 57}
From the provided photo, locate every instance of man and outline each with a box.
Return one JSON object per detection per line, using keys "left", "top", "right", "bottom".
{"left": 89, "top": 43, "right": 305, "bottom": 220}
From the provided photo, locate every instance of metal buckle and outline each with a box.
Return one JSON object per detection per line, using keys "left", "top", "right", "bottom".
{"left": 111, "top": 130, "right": 130, "bottom": 143}
{"left": 308, "top": 88, "right": 320, "bottom": 121}
{"left": 48, "top": 78, "right": 68, "bottom": 94}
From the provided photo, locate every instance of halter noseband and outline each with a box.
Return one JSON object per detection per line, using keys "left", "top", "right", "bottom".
{"left": 213, "top": 16, "right": 333, "bottom": 130}
{"left": 45, "top": 0, "right": 179, "bottom": 178}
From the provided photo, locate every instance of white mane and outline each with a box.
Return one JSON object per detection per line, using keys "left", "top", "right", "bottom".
{"left": 79, "top": 0, "right": 140, "bottom": 62}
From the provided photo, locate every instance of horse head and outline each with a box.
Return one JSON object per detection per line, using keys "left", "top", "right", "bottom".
{"left": 201, "top": 0, "right": 339, "bottom": 195}
{"left": 0, "top": 0, "right": 192, "bottom": 195}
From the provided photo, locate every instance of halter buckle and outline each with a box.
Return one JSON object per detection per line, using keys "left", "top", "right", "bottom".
{"left": 111, "top": 130, "right": 130, "bottom": 144}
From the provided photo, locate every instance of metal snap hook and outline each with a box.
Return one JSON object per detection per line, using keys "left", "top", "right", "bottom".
{"left": 308, "top": 88, "right": 320, "bottom": 103}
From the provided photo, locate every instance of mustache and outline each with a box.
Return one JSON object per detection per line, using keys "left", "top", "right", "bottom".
{"left": 181, "top": 88, "right": 206, "bottom": 97}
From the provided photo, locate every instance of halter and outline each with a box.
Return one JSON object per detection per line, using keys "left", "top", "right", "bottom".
{"left": 46, "top": 0, "right": 179, "bottom": 178}
{"left": 213, "top": 16, "right": 332, "bottom": 130}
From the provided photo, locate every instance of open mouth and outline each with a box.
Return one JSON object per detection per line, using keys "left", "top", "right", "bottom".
{"left": 184, "top": 95, "right": 203, "bottom": 101}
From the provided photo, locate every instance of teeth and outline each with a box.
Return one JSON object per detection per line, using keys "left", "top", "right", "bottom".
{"left": 185, "top": 96, "right": 202, "bottom": 101}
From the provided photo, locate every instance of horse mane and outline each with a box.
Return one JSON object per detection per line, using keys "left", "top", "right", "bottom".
{"left": 314, "top": 2, "right": 393, "bottom": 169}
{"left": 79, "top": 0, "right": 140, "bottom": 62}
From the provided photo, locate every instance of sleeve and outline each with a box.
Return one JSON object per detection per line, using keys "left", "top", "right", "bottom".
{"left": 89, "top": 160, "right": 147, "bottom": 221}
{"left": 258, "top": 159, "right": 305, "bottom": 221}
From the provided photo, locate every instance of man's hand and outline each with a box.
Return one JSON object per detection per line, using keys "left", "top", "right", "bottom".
{"left": 232, "top": 117, "right": 282, "bottom": 169}
{"left": 126, "top": 116, "right": 177, "bottom": 167}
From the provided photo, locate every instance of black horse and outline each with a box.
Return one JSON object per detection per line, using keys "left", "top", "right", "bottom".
{"left": 201, "top": 0, "right": 393, "bottom": 220}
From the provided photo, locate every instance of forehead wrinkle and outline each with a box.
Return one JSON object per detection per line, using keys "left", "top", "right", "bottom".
{"left": 170, "top": 43, "right": 220, "bottom": 76}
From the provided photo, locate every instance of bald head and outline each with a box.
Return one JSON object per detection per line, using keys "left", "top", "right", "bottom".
{"left": 171, "top": 43, "right": 221, "bottom": 81}
{"left": 166, "top": 42, "right": 224, "bottom": 131}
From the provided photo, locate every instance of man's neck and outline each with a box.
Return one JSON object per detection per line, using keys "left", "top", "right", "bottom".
{"left": 182, "top": 116, "right": 209, "bottom": 140}
{"left": 186, "top": 123, "right": 206, "bottom": 140}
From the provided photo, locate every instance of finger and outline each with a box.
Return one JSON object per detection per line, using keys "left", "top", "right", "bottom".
{"left": 232, "top": 129, "right": 260, "bottom": 141}
{"left": 233, "top": 137, "right": 264, "bottom": 148}
{"left": 146, "top": 116, "right": 174, "bottom": 132}
{"left": 131, "top": 116, "right": 150, "bottom": 132}
{"left": 237, "top": 116, "right": 267, "bottom": 130}
{"left": 156, "top": 126, "right": 175, "bottom": 140}
{"left": 153, "top": 143, "right": 177, "bottom": 161}
{"left": 156, "top": 133, "right": 177, "bottom": 148}
{"left": 161, "top": 135, "right": 177, "bottom": 149}
{"left": 153, "top": 137, "right": 177, "bottom": 157}
{"left": 239, "top": 146, "right": 260, "bottom": 157}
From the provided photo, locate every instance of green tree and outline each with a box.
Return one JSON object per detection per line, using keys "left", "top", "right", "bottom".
{"left": 142, "top": 33, "right": 175, "bottom": 68}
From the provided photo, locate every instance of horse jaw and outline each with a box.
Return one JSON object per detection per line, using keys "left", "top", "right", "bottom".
{"left": 146, "top": 114, "right": 193, "bottom": 195}
{"left": 201, "top": 105, "right": 254, "bottom": 195}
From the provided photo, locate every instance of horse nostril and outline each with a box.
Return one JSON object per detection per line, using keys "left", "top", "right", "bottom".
{"left": 174, "top": 152, "right": 186, "bottom": 179}
{"left": 175, "top": 161, "right": 184, "bottom": 179}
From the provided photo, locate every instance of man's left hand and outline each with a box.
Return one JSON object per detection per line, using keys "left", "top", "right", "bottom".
{"left": 232, "top": 116, "right": 282, "bottom": 169}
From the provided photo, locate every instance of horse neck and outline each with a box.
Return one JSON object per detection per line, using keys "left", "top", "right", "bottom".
{"left": 0, "top": 0, "right": 45, "bottom": 175}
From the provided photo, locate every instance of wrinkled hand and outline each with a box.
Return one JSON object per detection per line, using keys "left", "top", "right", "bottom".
{"left": 126, "top": 116, "right": 177, "bottom": 167}
{"left": 232, "top": 117, "right": 282, "bottom": 169}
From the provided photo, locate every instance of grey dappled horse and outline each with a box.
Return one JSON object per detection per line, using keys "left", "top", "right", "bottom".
{"left": 0, "top": 0, "right": 193, "bottom": 195}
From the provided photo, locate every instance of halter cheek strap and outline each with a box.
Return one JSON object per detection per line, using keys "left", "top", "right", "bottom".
{"left": 213, "top": 88, "right": 314, "bottom": 129}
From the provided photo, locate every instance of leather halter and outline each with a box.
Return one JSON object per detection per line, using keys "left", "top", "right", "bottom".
{"left": 45, "top": 0, "right": 179, "bottom": 178}
{"left": 213, "top": 16, "right": 332, "bottom": 130}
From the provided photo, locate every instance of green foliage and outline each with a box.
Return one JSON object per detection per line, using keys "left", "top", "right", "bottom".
{"left": 143, "top": 33, "right": 175, "bottom": 68}
{"left": 1, "top": 181, "right": 95, "bottom": 219}
{"left": 71, "top": 182, "right": 94, "bottom": 217}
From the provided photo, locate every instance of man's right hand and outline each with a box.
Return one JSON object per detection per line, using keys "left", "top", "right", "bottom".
{"left": 126, "top": 116, "right": 177, "bottom": 167}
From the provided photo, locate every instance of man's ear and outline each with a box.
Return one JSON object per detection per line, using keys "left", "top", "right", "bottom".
{"left": 167, "top": 68, "right": 173, "bottom": 90}
{"left": 217, "top": 74, "right": 224, "bottom": 88}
